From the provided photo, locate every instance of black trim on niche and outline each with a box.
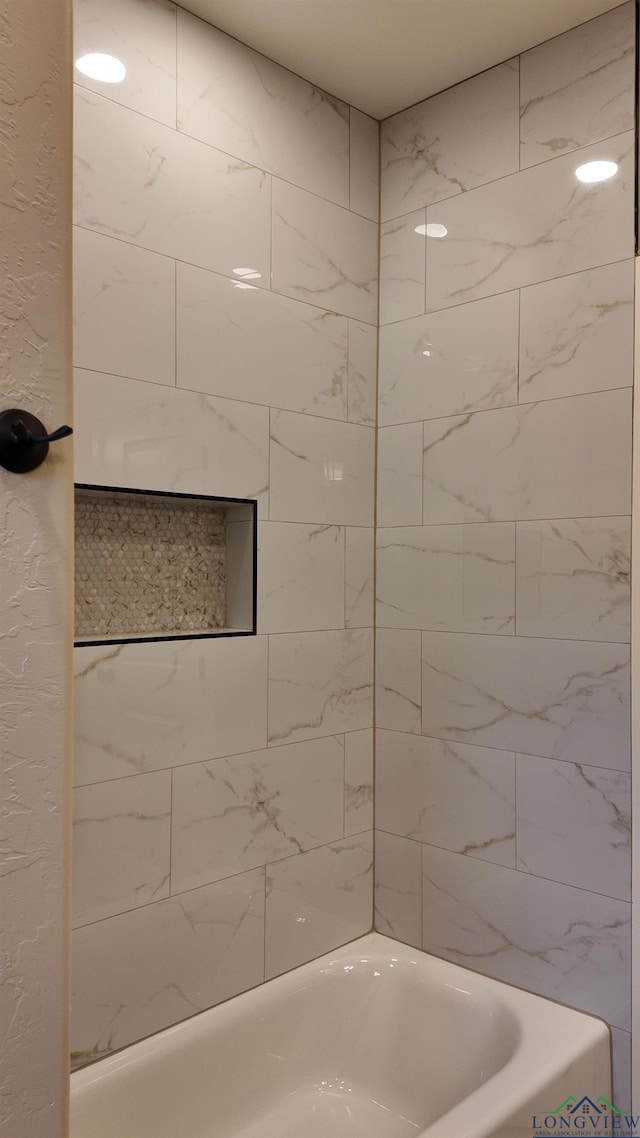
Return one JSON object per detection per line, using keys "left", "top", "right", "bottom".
{"left": 74, "top": 483, "right": 258, "bottom": 647}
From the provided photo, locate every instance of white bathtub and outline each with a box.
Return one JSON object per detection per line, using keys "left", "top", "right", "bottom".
{"left": 70, "top": 932, "right": 610, "bottom": 1138}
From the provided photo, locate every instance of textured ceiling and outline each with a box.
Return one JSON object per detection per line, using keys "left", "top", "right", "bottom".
{"left": 176, "top": 0, "right": 626, "bottom": 118}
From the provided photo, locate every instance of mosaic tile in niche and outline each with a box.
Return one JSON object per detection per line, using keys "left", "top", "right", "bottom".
{"left": 75, "top": 490, "right": 226, "bottom": 639}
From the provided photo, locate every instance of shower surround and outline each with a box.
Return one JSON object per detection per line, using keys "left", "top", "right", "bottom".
{"left": 71, "top": 0, "right": 377, "bottom": 1065}
{"left": 375, "top": 2, "right": 634, "bottom": 1104}
{"left": 71, "top": 0, "right": 634, "bottom": 1104}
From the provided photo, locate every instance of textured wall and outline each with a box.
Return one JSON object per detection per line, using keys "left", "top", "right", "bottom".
{"left": 0, "top": 0, "right": 73, "bottom": 1135}
{"left": 375, "top": 2, "right": 634, "bottom": 1105}
{"left": 71, "top": 0, "right": 378, "bottom": 1064}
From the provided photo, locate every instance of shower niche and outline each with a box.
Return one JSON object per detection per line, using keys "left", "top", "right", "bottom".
{"left": 74, "top": 484, "right": 256, "bottom": 646}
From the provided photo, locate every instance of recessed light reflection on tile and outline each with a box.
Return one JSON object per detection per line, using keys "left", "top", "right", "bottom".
{"left": 233, "top": 267, "right": 262, "bottom": 279}
{"left": 75, "top": 53, "right": 126, "bottom": 83}
{"left": 414, "top": 223, "right": 448, "bottom": 238}
{"left": 231, "top": 281, "right": 258, "bottom": 290}
{"left": 575, "top": 160, "right": 618, "bottom": 184}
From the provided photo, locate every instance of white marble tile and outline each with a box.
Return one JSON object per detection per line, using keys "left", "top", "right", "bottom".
{"left": 516, "top": 518, "right": 631, "bottom": 643}
{"left": 74, "top": 87, "right": 271, "bottom": 280}
{"left": 74, "top": 0, "right": 177, "bottom": 127}
{"left": 374, "top": 830, "right": 422, "bottom": 947}
{"left": 377, "top": 729, "right": 515, "bottom": 868}
{"left": 379, "top": 291, "right": 518, "bottom": 426}
{"left": 425, "top": 133, "right": 634, "bottom": 312}
{"left": 265, "top": 833, "right": 373, "bottom": 979}
{"left": 379, "top": 211, "right": 426, "bottom": 325}
{"left": 349, "top": 108, "right": 379, "bottom": 221}
{"left": 516, "top": 754, "right": 630, "bottom": 900}
{"left": 271, "top": 180, "right": 377, "bottom": 324}
{"left": 72, "top": 771, "right": 171, "bottom": 928}
{"left": 421, "top": 631, "right": 630, "bottom": 770}
{"left": 376, "top": 523, "right": 515, "bottom": 633}
{"left": 177, "top": 261, "right": 348, "bottom": 420}
{"left": 176, "top": 9, "right": 349, "bottom": 207}
{"left": 519, "top": 260, "right": 634, "bottom": 404}
{"left": 269, "top": 409, "right": 374, "bottom": 526}
{"left": 268, "top": 629, "right": 373, "bottom": 747}
{"left": 171, "top": 737, "right": 345, "bottom": 893}
{"left": 422, "top": 390, "right": 632, "bottom": 524}
{"left": 74, "top": 370, "right": 269, "bottom": 515}
{"left": 421, "top": 845, "right": 630, "bottom": 1030}
{"left": 611, "top": 1028, "right": 631, "bottom": 1108}
{"left": 376, "top": 629, "right": 422, "bottom": 734}
{"left": 74, "top": 636, "right": 268, "bottom": 785}
{"left": 347, "top": 320, "right": 377, "bottom": 427}
{"left": 377, "top": 423, "right": 423, "bottom": 528}
{"left": 73, "top": 226, "right": 175, "bottom": 386}
{"left": 258, "top": 522, "right": 345, "bottom": 634}
{"left": 71, "top": 868, "right": 265, "bottom": 1062}
{"left": 380, "top": 60, "right": 519, "bottom": 220}
{"left": 345, "top": 729, "right": 373, "bottom": 836}
{"left": 520, "top": 4, "right": 635, "bottom": 170}
{"left": 345, "top": 528, "right": 374, "bottom": 628}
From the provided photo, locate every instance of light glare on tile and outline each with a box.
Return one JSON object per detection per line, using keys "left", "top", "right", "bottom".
{"left": 233, "top": 267, "right": 262, "bottom": 279}
{"left": 75, "top": 53, "right": 126, "bottom": 83}
{"left": 231, "top": 281, "right": 258, "bottom": 290}
{"left": 426, "top": 223, "right": 448, "bottom": 238}
{"left": 575, "top": 160, "right": 618, "bottom": 184}
{"left": 414, "top": 224, "right": 427, "bottom": 235}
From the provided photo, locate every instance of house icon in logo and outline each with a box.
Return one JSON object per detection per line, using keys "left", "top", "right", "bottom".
{"left": 567, "top": 1097, "right": 604, "bottom": 1115}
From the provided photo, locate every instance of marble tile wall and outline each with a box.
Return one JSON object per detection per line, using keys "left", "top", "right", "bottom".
{"left": 71, "top": 0, "right": 377, "bottom": 1064}
{"left": 376, "top": 2, "right": 634, "bottom": 1103}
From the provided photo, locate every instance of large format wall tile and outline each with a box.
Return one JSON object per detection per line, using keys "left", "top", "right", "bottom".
{"left": 347, "top": 320, "right": 377, "bottom": 427}
{"left": 376, "top": 630, "right": 422, "bottom": 734}
{"left": 377, "top": 423, "right": 423, "bottom": 527}
{"left": 74, "top": 370, "right": 270, "bottom": 513}
{"left": 269, "top": 410, "right": 374, "bottom": 525}
{"left": 271, "top": 180, "right": 378, "bottom": 324}
{"left": 345, "top": 528, "right": 374, "bottom": 628}
{"left": 421, "top": 632, "right": 630, "bottom": 769}
{"left": 516, "top": 754, "right": 630, "bottom": 900}
{"left": 177, "top": 262, "right": 348, "bottom": 419}
{"left": 349, "top": 109, "right": 379, "bottom": 222}
{"left": 73, "top": 227, "right": 175, "bottom": 386}
{"left": 177, "top": 9, "right": 349, "bottom": 207}
{"left": 265, "top": 833, "right": 373, "bottom": 978}
{"left": 74, "top": 0, "right": 177, "bottom": 126}
{"left": 425, "top": 133, "right": 634, "bottom": 311}
{"left": 374, "top": 830, "right": 422, "bottom": 947}
{"left": 381, "top": 60, "right": 519, "bottom": 220}
{"left": 258, "top": 522, "right": 345, "bottom": 634}
{"left": 72, "top": 771, "right": 171, "bottom": 927}
{"left": 171, "top": 738, "right": 345, "bottom": 893}
{"left": 515, "top": 518, "right": 631, "bottom": 643}
{"left": 379, "top": 292, "right": 518, "bottom": 425}
{"left": 421, "top": 845, "right": 630, "bottom": 1030}
{"left": 345, "top": 729, "right": 374, "bottom": 836}
{"left": 268, "top": 628, "right": 373, "bottom": 746}
{"left": 376, "top": 523, "right": 515, "bottom": 633}
{"left": 74, "top": 87, "right": 271, "bottom": 279}
{"left": 72, "top": 868, "right": 265, "bottom": 1062}
{"left": 74, "top": 637, "right": 269, "bottom": 785}
{"left": 519, "top": 3, "right": 635, "bottom": 169}
{"left": 379, "top": 211, "right": 426, "bottom": 325}
{"left": 377, "top": 730, "right": 515, "bottom": 867}
{"left": 519, "top": 260, "right": 634, "bottom": 404}
{"left": 422, "top": 389, "right": 632, "bottom": 524}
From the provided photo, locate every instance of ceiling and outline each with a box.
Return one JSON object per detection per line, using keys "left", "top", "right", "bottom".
{"left": 177, "top": 0, "right": 627, "bottom": 119}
